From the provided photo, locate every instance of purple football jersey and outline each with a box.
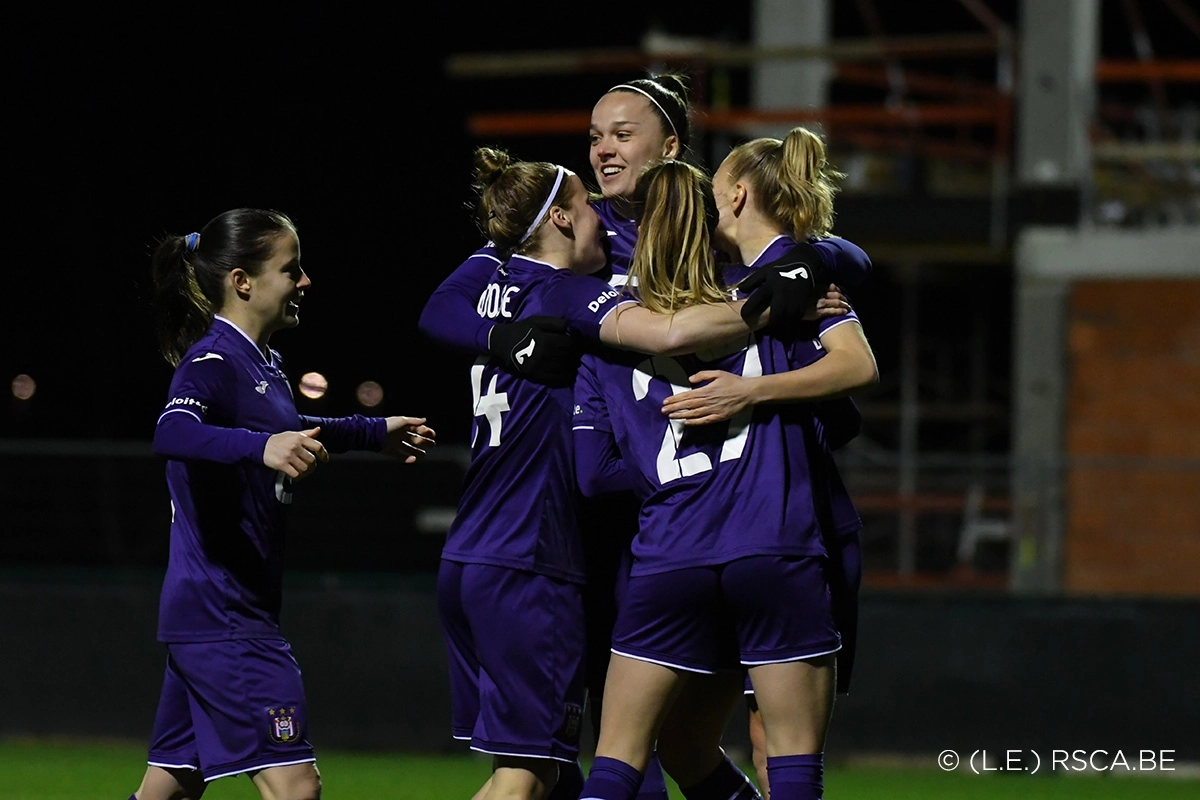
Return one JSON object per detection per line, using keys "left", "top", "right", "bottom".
{"left": 153, "top": 317, "right": 384, "bottom": 643}
{"left": 592, "top": 198, "right": 638, "bottom": 280}
{"left": 419, "top": 249, "right": 502, "bottom": 353}
{"left": 784, "top": 317, "right": 864, "bottom": 536}
{"left": 730, "top": 236, "right": 867, "bottom": 537}
{"left": 574, "top": 333, "right": 828, "bottom": 577}
{"left": 442, "top": 256, "right": 632, "bottom": 583}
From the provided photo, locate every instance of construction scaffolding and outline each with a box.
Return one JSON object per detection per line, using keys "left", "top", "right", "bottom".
{"left": 442, "top": 0, "right": 1200, "bottom": 592}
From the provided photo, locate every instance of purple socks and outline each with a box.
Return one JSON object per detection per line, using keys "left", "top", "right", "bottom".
{"left": 765, "top": 752, "right": 824, "bottom": 800}
{"left": 580, "top": 756, "right": 644, "bottom": 800}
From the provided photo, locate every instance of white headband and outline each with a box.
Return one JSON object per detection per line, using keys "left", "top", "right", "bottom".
{"left": 609, "top": 84, "right": 679, "bottom": 141}
{"left": 519, "top": 165, "right": 571, "bottom": 244}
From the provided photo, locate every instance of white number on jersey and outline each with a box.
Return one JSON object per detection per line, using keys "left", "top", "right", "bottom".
{"left": 471, "top": 358, "right": 510, "bottom": 447}
{"left": 631, "top": 336, "right": 763, "bottom": 485}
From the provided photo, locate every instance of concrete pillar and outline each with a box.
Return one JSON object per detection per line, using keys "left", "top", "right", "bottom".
{"left": 750, "top": 0, "right": 833, "bottom": 140}
{"left": 1015, "top": 0, "right": 1100, "bottom": 224}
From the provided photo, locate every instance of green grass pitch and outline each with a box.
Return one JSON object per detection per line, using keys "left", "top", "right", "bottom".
{"left": 1, "top": 739, "right": 1194, "bottom": 799}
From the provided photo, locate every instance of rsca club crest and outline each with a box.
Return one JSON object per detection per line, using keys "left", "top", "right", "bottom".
{"left": 268, "top": 706, "right": 299, "bottom": 743}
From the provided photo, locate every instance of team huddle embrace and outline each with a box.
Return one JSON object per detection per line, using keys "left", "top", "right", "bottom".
{"left": 132, "top": 73, "right": 876, "bottom": 800}
{"left": 418, "top": 75, "right": 877, "bottom": 800}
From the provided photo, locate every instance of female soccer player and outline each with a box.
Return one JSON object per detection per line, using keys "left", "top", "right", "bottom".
{"left": 660, "top": 128, "right": 873, "bottom": 797}
{"left": 437, "top": 146, "right": 807, "bottom": 800}
{"left": 573, "top": 158, "right": 877, "bottom": 800}
{"left": 129, "top": 208, "right": 435, "bottom": 800}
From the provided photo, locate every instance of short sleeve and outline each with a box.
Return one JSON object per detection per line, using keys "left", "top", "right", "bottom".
{"left": 540, "top": 272, "right": 634, "bottom": 342}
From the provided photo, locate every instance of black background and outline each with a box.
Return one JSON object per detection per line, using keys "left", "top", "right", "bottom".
{"left": 4, "top": 1, "right": 1190, "bottom": 444}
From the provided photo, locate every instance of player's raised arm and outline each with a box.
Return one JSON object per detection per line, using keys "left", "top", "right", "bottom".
{"left": 419, "top": 237, "right": 580, "bottom": 386}
{"left": 419, "top": 247, "right": 501, "bottom": 354}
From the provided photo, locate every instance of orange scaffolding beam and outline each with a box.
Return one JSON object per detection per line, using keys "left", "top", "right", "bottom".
{"left": 1095, "top": 59, "right": 1200, "bottom": 82}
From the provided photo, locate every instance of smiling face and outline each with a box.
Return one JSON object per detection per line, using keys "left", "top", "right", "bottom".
{"left": 250, "top": 231, "right": 310, "bottom": 337}
{"left": 589, "top": 90, "right": 679, "bottom": 200}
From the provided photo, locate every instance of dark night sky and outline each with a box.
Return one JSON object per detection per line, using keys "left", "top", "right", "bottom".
{"left": 5, "top": 1, "right": 1188, "bottom": 443}
{"left": 3, "top": 3, "right": 757, "bottom": 442}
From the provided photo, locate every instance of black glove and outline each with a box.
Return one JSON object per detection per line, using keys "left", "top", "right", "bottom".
{"left": 736, "top": 242, "right": 827, "bottom": 336}
{"left": 488, "top": 316, "right": 581, "bottom": 386}
{"left": 816, "top": 397, "right": 862, "bottom": 451}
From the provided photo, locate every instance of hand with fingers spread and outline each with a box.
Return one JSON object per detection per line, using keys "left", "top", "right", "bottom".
{"left": 382, "top": 416, "right": 437, "bottom": 463}
{"left": 810, "top": 284, "right": 852, "bottom": 320}
{"left": 661, "top": 370, "right": 756, "bottom": 426}
{"left": 263, "top": 426, "right": 329, "bottom": 480}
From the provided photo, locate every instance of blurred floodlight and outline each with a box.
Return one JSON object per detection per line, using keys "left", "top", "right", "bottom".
{"left": 12, "top": 374, "right": 36, "bottom": 400}
{"left": 298, "top": 372, "right": 328, "bottom": 399}
{"left": 356, "top": 380, "right": 384, "bottom": 408}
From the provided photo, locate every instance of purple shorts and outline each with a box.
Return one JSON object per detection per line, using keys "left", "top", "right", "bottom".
{"left": 745, "top": 532, "right": 862, "bottom": 696}
{"left": 147, "top": 638, "right": 314, "bottom": 781}
{"left": 613, "top": 555, "right": 840, "bottom": 674}
{"left": 438, "top": 560, "right": 586, "bottom": 762}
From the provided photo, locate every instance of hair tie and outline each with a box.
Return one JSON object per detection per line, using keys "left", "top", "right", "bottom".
{"left": 609, "top": 84, "right": 679, "bottom": 141}
{"left": 184, "top": 232, "right": 200, "bottom": 251}
{"left": 519, "top": 166, "right": 571, "bottom": 244}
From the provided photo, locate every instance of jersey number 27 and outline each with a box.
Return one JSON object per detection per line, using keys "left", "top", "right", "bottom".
{"left": 632, "top": 340, "right": 762, "bottom": 485}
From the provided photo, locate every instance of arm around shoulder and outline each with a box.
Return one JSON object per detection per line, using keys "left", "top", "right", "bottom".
{"left": 419, "top": 249, "right": 500, "bottom": 353}
{"left": 751, "top": 320, "right": 877, "bottom": 404}
{"left": 598, "top": 300, "right": 757, "bottom": 356}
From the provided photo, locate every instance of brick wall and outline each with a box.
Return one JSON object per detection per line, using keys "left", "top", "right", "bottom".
{"left": 1064, "top": 279, "right": 1200, "bottom": 595}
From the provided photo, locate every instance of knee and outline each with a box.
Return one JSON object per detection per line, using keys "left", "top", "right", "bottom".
{"left": 135, "top": 765, "right": 207, "bottom": 800}
{"left": 276, "top": 770, "right": 322, "bottom": 800}
{"left": 296, "top": 772, "right": 322, "bottom": 800}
